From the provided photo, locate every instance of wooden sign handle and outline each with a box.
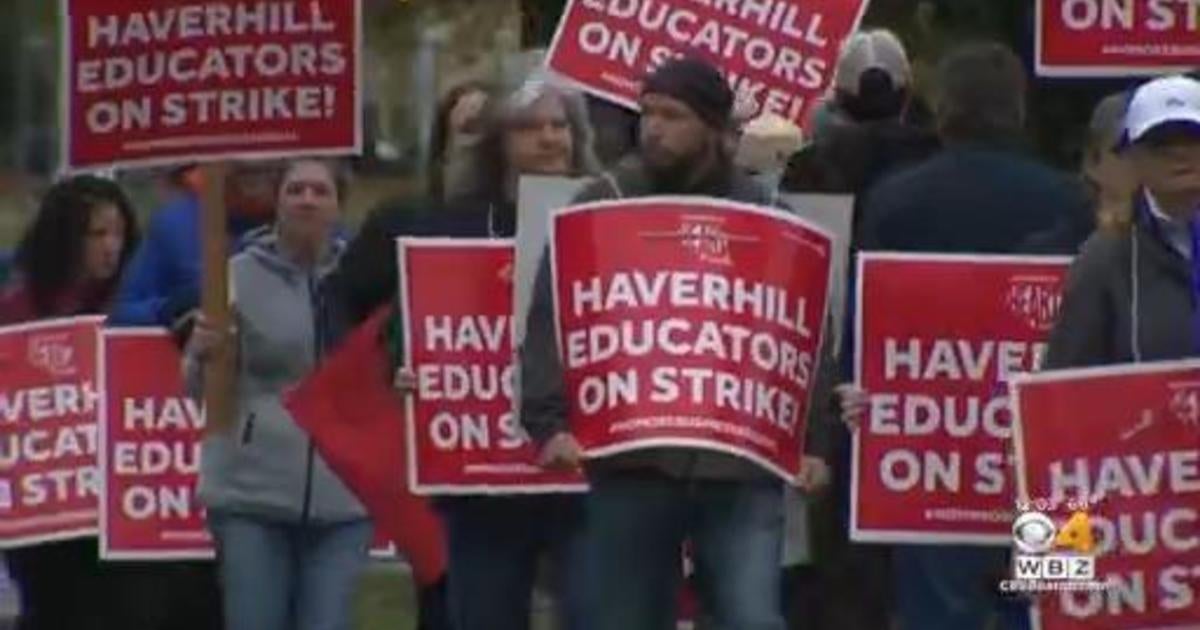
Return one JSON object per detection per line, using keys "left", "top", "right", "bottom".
{"left": 201, "top": 162, "right": 234, "bottom": 435}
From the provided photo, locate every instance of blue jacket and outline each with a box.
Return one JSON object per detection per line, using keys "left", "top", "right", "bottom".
{"left": 109, "top": 194, "right": 262, "bottom": 326}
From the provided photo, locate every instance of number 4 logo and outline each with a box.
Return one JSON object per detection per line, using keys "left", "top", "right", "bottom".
{"left": 1054, "top": 511, "right": 1095, "bottom": 554}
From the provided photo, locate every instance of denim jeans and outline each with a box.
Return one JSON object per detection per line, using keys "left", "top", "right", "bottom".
{"left": 439, "top": 495, "right": 586, "bottom": 630}
{"left": 582, "top": 473, "right": 785, "bottom": 630}
{"left": 893, "top": 545, "right": 1031, "bottom": 630}
{"left": 208, "top": 512, "right": 371, "bottom": 630}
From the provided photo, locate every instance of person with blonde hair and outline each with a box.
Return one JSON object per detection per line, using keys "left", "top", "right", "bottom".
{"left": 1082, "top": 91, "right": 1136, "bottom": 230}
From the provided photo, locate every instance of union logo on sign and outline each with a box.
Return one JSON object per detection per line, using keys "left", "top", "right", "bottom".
{"left": 680, "top": 217, "right": 734, "bottom": 266}
{"left": 1004, "top": 277, "right": 1062, "bottom": 332}
{"left": 1169, "top": 386, "right": 1200, "bottom": 427}
{"left": 27, "top": 334, "right": 76, "bottom": 377}
{"left": 498, "top": 262, "right": 515, "bottom": 285}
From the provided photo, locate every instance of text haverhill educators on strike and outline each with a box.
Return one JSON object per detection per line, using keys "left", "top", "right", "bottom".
{"left": 72, "top": 2, "right": 351, "bottom": 134}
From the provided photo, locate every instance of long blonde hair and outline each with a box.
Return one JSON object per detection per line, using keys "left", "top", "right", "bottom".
{"left": 1084, "top": 92, "right": 1134, "bottom": 235}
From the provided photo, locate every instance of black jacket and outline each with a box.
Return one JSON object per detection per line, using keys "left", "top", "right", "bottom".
{"left": 325, "top": 198, "right": 425, "bottom": 329}
{"left": 325, "top": 194, "right": 516, "bottom": 333}
{"left": 781, "top": 118, "right": 940, "bottom": 205}
{"left": 520, "top": 155, "right": 837, "bottom": 481}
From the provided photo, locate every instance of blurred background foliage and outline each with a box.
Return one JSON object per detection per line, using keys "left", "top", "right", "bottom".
{"left": 0, "top": 0, "right": 1150, "bottom": 247}
{"left": 518, "top": 0, "right": 1140, "bottom": 168}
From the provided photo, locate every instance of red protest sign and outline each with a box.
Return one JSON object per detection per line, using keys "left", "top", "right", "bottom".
{"left": 544, "top": 0, "right": 869, "bottom": 126}
{"left": 852, "top": 254, "right": 1071, "bottom": 545}
{"left": 62, "top": 0, "right": 362, "bottom": 171}
{"left": 0, "top": 316, "right": 104, "bottom": 548}
{"left": 551, "top": 198, "right": 832, "bottom": 480}
{"left": 1012, "top": 361, "right": 1200, "bottom": 630}
{"left": 400, "top": 239, "right": 587, "bottom": 495}
{"left": 99, "top": 329, "right": 211, "bottom": 560}
{"left": 1036, "top": 0, "right": 1200, "bottom": 77}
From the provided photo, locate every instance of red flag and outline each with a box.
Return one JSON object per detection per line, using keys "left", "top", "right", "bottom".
{"left": 285, "top": 308, "right": 446, "bottom": 585}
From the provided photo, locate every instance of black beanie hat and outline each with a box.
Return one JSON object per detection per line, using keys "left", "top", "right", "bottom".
{"left": 642, "top": 57, "right": 734, "bottom": 130}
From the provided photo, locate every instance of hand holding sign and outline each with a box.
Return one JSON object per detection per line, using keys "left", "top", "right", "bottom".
{"left": 835, "top": 383, "right": 869, "bottom": 431}
{"left": 393, "top": 367, "right": 418, "bottom": 396}
{"left": 852, "top": 254, "right": 1071, "bottom": 545}
{"left": 796, "top": 455, "right": 831, "bottom": 492}
{"left": 398, "top": 239, "right": 586, "bottom": 494}
{"left": 550, "top": 199, "right": 833, "bottom": 481}
{"left": 185, "top": 313, "right": 235, "bottom": 363}
{"left": 538, "top": 433, "right": 585, "bottom": 472}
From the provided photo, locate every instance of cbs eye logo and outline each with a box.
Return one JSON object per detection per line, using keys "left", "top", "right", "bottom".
{"left": 1013, "top": 511, "right": 1057, "bottom": 553}
{"left": 1012, "top": 509, "right": 1095, "bottom": 554}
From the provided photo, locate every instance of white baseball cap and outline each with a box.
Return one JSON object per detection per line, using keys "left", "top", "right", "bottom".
{"left": 1121, "top": 75, "right": 1200, "bottom": 147}
{"left": 834, "top": 30, "right": 911, "bottom": 96}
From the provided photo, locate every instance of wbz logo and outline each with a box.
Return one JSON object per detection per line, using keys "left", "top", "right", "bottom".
{"left": 1011, "top": 510, "right": 1096, "bottom": 582}
{"left": 1013, "top": 554, "right": 1095, "bottom": 581}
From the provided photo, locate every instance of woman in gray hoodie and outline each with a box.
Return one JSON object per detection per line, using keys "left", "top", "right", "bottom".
{"left": 184, "top": 158, "right": 368, "bottom": 630}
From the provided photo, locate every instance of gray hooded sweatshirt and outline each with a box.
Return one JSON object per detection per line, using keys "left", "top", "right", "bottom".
{"left": 191, "top": 227, "right": 366, "bottom": 524}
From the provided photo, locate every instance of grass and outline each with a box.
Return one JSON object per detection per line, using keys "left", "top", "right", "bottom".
{"left": 353, "top": 563, "right": 559, "bottom": 629}
{"left": 355, "top": 564, "right": 418, "bottom": 630}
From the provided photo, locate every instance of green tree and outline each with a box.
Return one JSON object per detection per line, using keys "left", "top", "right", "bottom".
{"left": 517, "top": 0, "right": 1125, "bottom": 168}
{"left": 521, "top": 0, "right": 566, "bottom": 46}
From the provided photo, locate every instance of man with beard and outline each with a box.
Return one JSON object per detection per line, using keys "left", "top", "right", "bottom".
{"left": 521, "top": 57, "right": 833, "bottom": 630}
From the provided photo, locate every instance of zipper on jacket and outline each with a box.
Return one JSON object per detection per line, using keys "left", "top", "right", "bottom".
{"left": 301, "top": 441, "right": 316, "bottom": 525}
{"left": 240, "top": 413, "right": 256, "bottom": 445}
{"left": 300, "top": 274, "right": 323, "bottom": 525}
